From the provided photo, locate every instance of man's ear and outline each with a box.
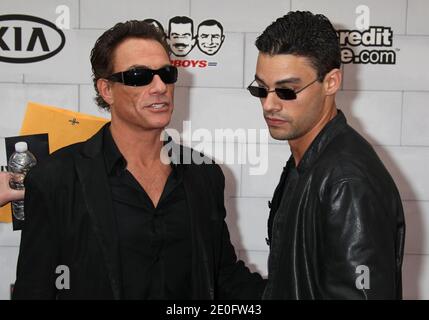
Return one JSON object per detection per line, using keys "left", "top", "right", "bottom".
{"left": 323, "top": 68, "right": 342, "bottom": 96}
{"left": 97, "top": 78, "right": 114, "bottom": 106}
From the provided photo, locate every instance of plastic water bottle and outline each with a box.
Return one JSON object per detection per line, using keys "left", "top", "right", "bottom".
{"left": 8, "top": 142, "right": 37, "bottom": 221}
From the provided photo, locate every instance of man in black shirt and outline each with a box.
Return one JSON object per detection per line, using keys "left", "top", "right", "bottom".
{"left": 104, "top": 126, "right": 192, "bottom": 299}
{"left": 13, "top": 20, "right": 265, "bottom": 299}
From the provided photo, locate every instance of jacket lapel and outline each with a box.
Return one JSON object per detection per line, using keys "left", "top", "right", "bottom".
{"left": 182, "top": 163, "right": 214, "bottom": 300}
{"left": 74, "top": 125, "right": 122, "bottom": 299}
{"left": 267, "top": 159, "right": 291, "bottom": 246}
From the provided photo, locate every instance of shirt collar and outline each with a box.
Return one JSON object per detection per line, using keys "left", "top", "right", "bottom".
{"left": 103, "top": 124, "right": 127, "bottom": 175}
{"left": 102, "top": 124, "right": 181, "bottom": 176}
{"left": 294, "top": 109, "right": 348, "bottom": 173}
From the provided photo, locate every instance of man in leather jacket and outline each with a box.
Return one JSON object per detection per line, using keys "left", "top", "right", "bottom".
{"left": 247, "top": 11, "right": 405, "bottom": 299}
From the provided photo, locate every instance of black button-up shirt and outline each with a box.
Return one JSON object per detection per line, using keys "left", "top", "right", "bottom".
{"left": 103, "top": 126, "right": 191, "bottom": 299}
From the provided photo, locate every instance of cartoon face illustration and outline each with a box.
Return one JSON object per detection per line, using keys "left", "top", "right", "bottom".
{"left": 167, "top": 16, "right": 196, "bottom": 57}
{"left": 197, "top": 20, "right": 225, "bottom": 55}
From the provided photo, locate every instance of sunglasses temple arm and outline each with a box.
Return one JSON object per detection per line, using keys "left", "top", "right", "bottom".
{"left": 296, "top": 79, "right": 318, "bottom": 94}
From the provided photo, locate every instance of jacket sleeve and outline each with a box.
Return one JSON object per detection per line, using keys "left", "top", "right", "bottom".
{"left": 209, "top": 164, "right": 267, "bottom": 299}
{"left": 216, "top": 221, "right": 267, "bottom": 299}
{"left": 12, "top": 168, "right": 59, "bottom": 299}
{"left": 321, "top": 177, "right": 402, "bottom": 299}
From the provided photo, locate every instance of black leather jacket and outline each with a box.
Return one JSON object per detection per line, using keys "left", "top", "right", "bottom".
{"left": 263, "top": 110, "right": 405, "bottom": 299}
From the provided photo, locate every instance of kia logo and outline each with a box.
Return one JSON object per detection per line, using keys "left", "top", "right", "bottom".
{"left": 0, "top": 14, "right": 66, "bottom": 63}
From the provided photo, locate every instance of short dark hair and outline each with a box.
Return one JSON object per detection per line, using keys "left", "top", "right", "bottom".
{"left": 168, "top": 16, "right": 194, "bottom": 36}
{"left": 255, "top": 11, "right": 341, "bottom": 81}
{"left": 197, "top": 19, "right": 224, "bottom": 34}
{"left": 90, "top": 20, "right": 169, "bottom": 111}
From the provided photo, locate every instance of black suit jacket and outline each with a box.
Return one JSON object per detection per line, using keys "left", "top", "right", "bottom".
{"left": 13, "top": 125, "right": 265, "bottom": 300}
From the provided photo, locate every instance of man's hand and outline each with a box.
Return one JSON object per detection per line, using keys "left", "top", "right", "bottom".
{"left": 0, "top": 172, "right": 25, "bottom": 207}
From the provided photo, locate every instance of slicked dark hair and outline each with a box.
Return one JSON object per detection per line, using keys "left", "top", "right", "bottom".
{"left": 197, "top": 19, "right": 224, "bottom": 34}
{"left": 255, "top": 11, "right": 341, "bottom": 81}
{"left": 90, "top": 20, "right": 170, "bottom": 111}
{"left": 168, "top": 16, "right": 194, "bottom": 36}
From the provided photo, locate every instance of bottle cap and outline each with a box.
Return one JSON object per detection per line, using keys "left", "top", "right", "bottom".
{"left": 15, "top": 142, "right": 28, "bottom": 153}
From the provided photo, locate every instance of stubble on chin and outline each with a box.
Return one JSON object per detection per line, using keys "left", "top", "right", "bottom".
{"left": 268, "top": 121, "right": 299, "bottom": 141}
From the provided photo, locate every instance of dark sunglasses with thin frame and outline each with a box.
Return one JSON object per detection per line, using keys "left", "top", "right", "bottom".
{"left": 247, "top": 78, "right": 319, "bottom": 100}
{"left": 107, "top": 66, "right": 178, "bottom": 87}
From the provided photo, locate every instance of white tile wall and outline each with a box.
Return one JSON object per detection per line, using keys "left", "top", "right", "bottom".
{"left": 0, "top": 224, "right": 20, "bottom": 247}
{"left": 402, "top": 92, "right": 429, "bottom": 146}
{"left": 0, "top": 83, "right": 78, "bottom": 137}
{"left": 185, "top": 141, "right": 242, "bottom": 197}
{"left": 404, "top": 201, "right": 429, "bottom": 255}
{"left": 171, "top": 82, "right": 281, "bottom": 145}
{"left": 0, "top": 247, "right": 19, "bottom": 300}
{"left": 0, "top": 0, "right": 79, "bottom": 29}
{"left": 242, "top": 143, "right": 291, "bottom": 197}
{"left": 78, "top": 84, "right": 111, "bottom": 119}
{"left": 172, "top": 88, "right": 267, "bottom": 143}
{"left": 291, "top": 0, "right": 407, "bottom": 34}
{"left": 406, "top": 0, "right": 429, "bottom": 35}
{"left": 1, "top": 0, "right": 429, "bottom": 300}
{"left": 337, "top": 90, "right": 402, "bottom": 146}
{"left": 403, "top": 254, "right": 429, "bottom": 299}
{"left": 244, "top": 33, "right": 260, "bottom": 92}
{"left": 0, "top": 74, "right": 23, "bottom": 84}
{"left": 0, "top": 29, "right": 103, "bottom": 84}
{"left": 0, "top": 139, "right": 7, "bottom": 166}
{"left": 80, "top": 0, "right": 190, "bottom": 29}
{"left": 238, "top": 250, "right": 269, "bottom": 277}
{"left": 220, "top": 163, "right": 241, "bottom": 198}
{"left": 343, "top": 36, "right": 429, "bottom": 91}
{"left": 168, "top": 87, "right": 191, "bottom": 133}
{"left": 374, "top": 146, "right": 429, "bottom": 201}
{"left": 225, "top": 197, "right": 270, "bottom": 251}
{"left": 191, "top": 0, "right": 291, "bottom": 32}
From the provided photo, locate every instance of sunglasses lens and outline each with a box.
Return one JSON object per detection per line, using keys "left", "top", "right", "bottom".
{"left": 123, "top": 69, "right": 153, "bottom": 86}
{"left": 113, "top": 66, "right": 178, "bottom": 86}
{"left": 276, "top": 88, "right": 296, "bottom": 100}
{"left": 248, "top": 86, "right": 268, "bottom": 98}
{"left": 158, "top": 66, "right": 178, "bottom": 84}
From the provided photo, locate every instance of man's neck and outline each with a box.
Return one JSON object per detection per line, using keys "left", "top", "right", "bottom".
{"left": 289, "top": 107, "right": 338, "bottom": 167}
{"left": 110, "top": 121, "right": 165, "bottom": 168}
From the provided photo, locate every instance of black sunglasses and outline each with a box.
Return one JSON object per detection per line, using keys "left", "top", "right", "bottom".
{"left": 107, "top": 66, "right": 178, "bottom": 86}
{"left": 247, "top": 78, "right": 319, "bottom": 100}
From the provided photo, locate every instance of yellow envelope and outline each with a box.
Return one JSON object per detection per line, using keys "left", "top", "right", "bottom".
{"left": 0, "top": 102, "right": 109, "bottom": 223}
{"left": 0, "top": 203, "right": 12, "bottom": 223}
{"left": 20, "top": 102, "right": 110, "bottom": 153}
